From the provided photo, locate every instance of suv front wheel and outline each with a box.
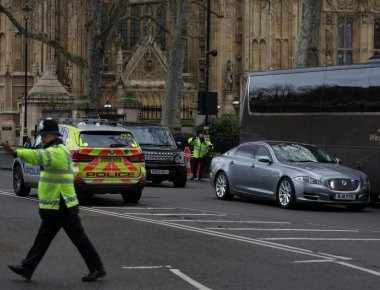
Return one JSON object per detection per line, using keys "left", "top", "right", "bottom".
{"left": 121, "top": 190, "right": 142, "bottom": 204}
{"left": 13, "top": 165, "right": 31, "bottom": 196}
{"left": 173, "top": 174, "right": 187, "bottom": 188}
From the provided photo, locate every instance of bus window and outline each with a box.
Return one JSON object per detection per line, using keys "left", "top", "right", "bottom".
{"left": 365, "top": 67, "right": 380, "bottom": 112}
{"left": 249, "top": 75, "right": 284, "bottom": 113}
{"left": 283, "top": 71, "right": 324, "bottom": 113}
{"left": 323, "top": 68, "right": 369, "bottom": 112}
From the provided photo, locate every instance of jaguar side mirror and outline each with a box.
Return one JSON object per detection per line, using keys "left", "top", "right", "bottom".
{"left": 257, "top": 155, "right": 272, "bottom": 164}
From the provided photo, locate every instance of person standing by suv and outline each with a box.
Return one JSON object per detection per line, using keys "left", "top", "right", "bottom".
{"left": 188, "top": 130, "right": 213, "bottom": 181}
{"left": 1, "top": 119, "right": 106, "bottom": 282}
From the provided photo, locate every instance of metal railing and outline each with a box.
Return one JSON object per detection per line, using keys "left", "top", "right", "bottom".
{"left": 139, "top": 106, "right": 193, "bottom": 120}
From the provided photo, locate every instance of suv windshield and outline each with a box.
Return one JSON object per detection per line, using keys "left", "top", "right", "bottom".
{"left": 78, "top": 132, "right": 136, "bottom": 148}
{"left": 270, "top": 143, "right": 336, "bottom": 163}
{"left": 129, "top": 127, "right": 176, "bottom": 147}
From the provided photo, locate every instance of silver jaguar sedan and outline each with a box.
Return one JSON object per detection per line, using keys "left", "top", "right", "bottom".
{"left": 209, "top": 141, "right": 371, "bottom": 210}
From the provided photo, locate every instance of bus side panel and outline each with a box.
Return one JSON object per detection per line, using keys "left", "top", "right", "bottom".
{"left": 241, "top": 114, "right": 313, "bottom": 144}
{"left": 311, "top": 115, "right": 380, "bottom": 198}
{"left": 241, "top": 112, "right": 380, "bottom": 197}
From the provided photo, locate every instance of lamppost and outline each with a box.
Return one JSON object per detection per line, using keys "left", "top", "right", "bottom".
{"left": 204, "top": 0, "right": 217, "bottom": 129}
{"left": 22, "top": 2, "right": 32, "bottom": 144}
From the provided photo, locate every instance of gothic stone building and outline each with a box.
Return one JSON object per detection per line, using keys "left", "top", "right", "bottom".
{"left": 1, "top": 0, "right": 380, "bottom": 143}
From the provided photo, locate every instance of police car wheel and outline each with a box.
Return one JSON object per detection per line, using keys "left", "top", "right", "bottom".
{"left": 13, "top": 165, "right": 31, "bottom": 196}
{"left": 121, "top": 190, "right": 142, "bottom": 204}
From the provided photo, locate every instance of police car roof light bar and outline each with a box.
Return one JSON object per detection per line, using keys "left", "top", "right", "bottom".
{"left": 58, "top": 118, "right": 110, "bottom": 126}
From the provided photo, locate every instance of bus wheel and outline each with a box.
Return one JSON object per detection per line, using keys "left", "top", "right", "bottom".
{"left": 215, "top": 172, "right": 234, "bottom": 200}
{"left": 277, "top": 178, "right": 296, "bottom": 209}
{"left": 121, "top": 190, "right": 142, "bottom": 204}
{"left": 13, "top": 165, "right": 31, "bottom": 196}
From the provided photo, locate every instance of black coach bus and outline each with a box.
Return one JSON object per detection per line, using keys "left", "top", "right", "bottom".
{"left": 240, "top": 59, "right": 380, "bottom": 202}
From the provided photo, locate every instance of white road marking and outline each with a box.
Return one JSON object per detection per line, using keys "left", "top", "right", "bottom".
{"left": 122, "top": 266, "right": 170, "bottom": 269}
{"left": 294, "top": 260, "right": 335, "bottom": 264}
{"left": 122, "top": 265, "right": 212, "bottom": 290}
{"left": 143, "top": 203, "right": 231, "bottom": 215}
{"left": 206, "top": 228, "right": 358, "bottom": 232}
{"left": 309, "top": 223, "right": 380, "bottom": 234}
{"left": 92, "top": 207, "right": 175, "bottom": 210}
{"left": 336, "top": 261, "right": 380, "bottom": 277}
{"left": 2, "top": 191, "right": 380, "bottom": 278}
{"left": 169, "top": 268, "right": 213, "bottom": 290}
{"left": 161, "top": 220, "right": 291, "bottom": 224}
{"left": 260, "top": 238, "right": 380, "bottom": 241}
{"left": 125, "top": 213, "right": 226, "bottom": 216}
{"left": 317, "top": 252, "right": 352, "bottom": 261}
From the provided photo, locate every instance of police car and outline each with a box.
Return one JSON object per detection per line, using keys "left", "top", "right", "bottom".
{"left": 12, "top": 119, "right": 146, "bottom": 204}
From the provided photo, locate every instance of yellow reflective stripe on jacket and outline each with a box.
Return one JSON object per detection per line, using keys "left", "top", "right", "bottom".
{"left": 44, "top": 168, "right": 73, "bottom": 174}
{"left": 39, "top": 177, "right": 74, "bottom": 184}
{"left": 37, "top": 150, "right": 44, "bottom": 166}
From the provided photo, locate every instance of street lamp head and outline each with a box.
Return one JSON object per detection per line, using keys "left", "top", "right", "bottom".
{"left": 232, "top": 100, "right": 240, "bottom": 110}
{"left": 22, "top": 3, "right": 32, "bottom": 21}
{"left": 104, "top": 98, "right": 112, "bottom": 109}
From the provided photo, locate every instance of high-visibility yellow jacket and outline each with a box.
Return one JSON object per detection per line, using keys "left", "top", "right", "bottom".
{"left": 187, "top": 137, "right": 213, "bottom": 159}
{"left": 16, "top": 143, "right": 78, "bottom": 210}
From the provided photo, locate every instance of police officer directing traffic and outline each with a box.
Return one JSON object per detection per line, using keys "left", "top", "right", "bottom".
{"left": 188, "top": 129, "right": 213, "bottom": 180}
{"left": 1, "top": 118, "right": 106, "bottom": 282}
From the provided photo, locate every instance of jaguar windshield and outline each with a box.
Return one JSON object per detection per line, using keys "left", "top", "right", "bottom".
{"left": 128, "top": 127, "right": 176, "bottom": 147}
{"left": 270, "top": 143, "right": 336, "bottom": 163}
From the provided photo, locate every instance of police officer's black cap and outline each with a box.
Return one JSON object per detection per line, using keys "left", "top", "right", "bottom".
{"left": 37, "top": 119, "right": 62, "bottom": 136}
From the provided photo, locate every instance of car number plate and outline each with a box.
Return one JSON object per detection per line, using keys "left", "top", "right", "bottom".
{"left": 335, "top": 193, "right": 356, "bottom": 200}
{"left": 101, "top": 157, "right": 122, "bottom": 163}
{"left": 151, "top": 169, "right": 169, "bottom": 175}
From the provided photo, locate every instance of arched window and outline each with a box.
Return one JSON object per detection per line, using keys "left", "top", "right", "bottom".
{"left": 156, "top": 5, "right": 166, "bottom": 50}
{"left": 374, "top": 21, "right": 380, "bottom": 50}
{"left": 130, "top": 6, "right": 140, "bottom": 49}
{"left": 337, "top": 17, "right": 353, "bottom": 64}
{"left": 117, "top": 18, "right": 128, "bottom": 50}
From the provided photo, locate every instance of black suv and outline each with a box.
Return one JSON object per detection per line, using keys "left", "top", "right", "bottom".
{"left": 122, "top": 123, "right": 187, "bottom": 188}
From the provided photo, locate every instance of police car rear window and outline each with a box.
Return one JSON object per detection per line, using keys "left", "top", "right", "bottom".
{"left": 78, "top": 132, "right": 137, "bottom": 148}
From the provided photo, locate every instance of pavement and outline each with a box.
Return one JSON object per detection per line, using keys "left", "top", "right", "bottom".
{"left": 0, "top": 170, "right": 380, "bottom": 289}
{"left": 0, "top": 152, "right": 13, "bottom": 170}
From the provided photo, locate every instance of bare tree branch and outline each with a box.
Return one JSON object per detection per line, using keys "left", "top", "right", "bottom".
{"left": 97, "top": 0, "right": 128, "bottom": 41}
{"left": 0, "top": 4, "right": 86, "bottom": 68}
{"left": 191, "top": 0, "right": 224, "bottom": 18}
{"left": 119, "top": 14, "right": 171, "bottom": 35}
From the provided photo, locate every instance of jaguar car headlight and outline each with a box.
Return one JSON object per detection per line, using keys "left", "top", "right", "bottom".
{"left": 362, "top": 176, "right": 370, "bottom": 188}
{"left": 294, "top": 176, "right": 322, "bottom": 185}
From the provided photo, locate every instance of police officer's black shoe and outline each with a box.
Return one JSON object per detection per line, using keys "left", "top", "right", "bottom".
{"left": 82, "top": 269, "right": 106, "bottom": 282}
{"left": 8, "top": 264, "right": 32, "bottom": 280}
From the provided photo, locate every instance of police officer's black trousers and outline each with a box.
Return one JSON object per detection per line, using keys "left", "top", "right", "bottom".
{"left": 192, "top": 157, "right": 205, "bottom": 179}
{"left": 21, "top": 205, "right": 103, "bottom": 274}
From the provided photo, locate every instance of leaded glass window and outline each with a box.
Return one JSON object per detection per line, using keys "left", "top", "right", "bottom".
{"left": 130, "top": 6, "right": 140, "bottom": 49}
{"left": 156, "top": 5, "right": 166, "bottom": 50}
{"left": 374, "top": 21, "right": 380, "bottom": 50}
{"left": 337, "top": 17, "right": 353, "bottom": 65}
{"left": 117, "top": 18, "right": 128, "bottom": 50}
